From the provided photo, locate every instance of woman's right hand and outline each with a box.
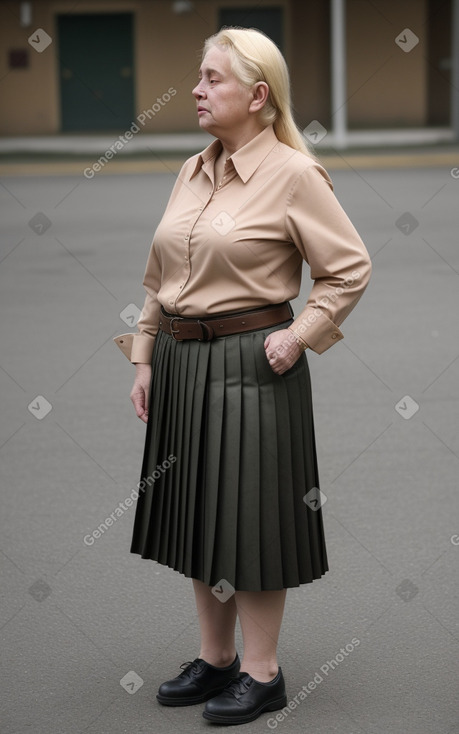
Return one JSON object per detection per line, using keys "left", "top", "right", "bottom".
{"left": 130, "top": 363, "right": 152, "bottom": 423}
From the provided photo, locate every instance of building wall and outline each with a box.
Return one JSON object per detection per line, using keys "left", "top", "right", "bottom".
{"left": 1, "top": 0, "right": 61, "bottom": 134}
{"left": 346, "top": 0, "right": 427, "bottom": 127}
{"left": 290, "top": 0, "right": 331, "bottom": 130}
{"left": 426, "top": 0, "right": 452, "bottom": 125}
{"left": 0, "top": 0, "right": 437, "bottom": 136}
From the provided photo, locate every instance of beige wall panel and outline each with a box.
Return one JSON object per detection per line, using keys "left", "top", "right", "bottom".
{"left": 134, "top": 1, "right": 217, "bottom": 133}
{"left": 347, "top": 0, "right": 427, "bottom": 127}
{"left": 0, "top": 3, "right": 58, "bottom": 134}
{"left": 290, "top": 0, "right": 331, "bottom": 130}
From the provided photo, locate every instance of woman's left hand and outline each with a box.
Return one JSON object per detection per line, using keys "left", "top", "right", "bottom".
{"left": 264, "top": 328, "right": 305, "bottom": 375}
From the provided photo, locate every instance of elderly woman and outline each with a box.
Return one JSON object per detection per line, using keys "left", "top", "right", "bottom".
{"left": 115, "top": 27, "right": 371, "bottom": 726}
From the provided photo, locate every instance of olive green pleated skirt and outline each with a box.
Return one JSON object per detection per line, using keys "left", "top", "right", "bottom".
{"left": 130, "top": 318, "right": 328, "bottom": 591}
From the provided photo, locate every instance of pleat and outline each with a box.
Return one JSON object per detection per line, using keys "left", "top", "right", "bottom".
{"left": 151, "top": 335, "right": 174, "bottom": 559}
{"left": 184, "top": 344, "right": 210, "bottom": 578}
{"left": 218, "top": 336, "right": 244, "bottom": 583}
{"left": 281, "top": 364, "right": 313, "bottom": 584}
{"left": 130, "top": 333, "right": 168, "bottom": 557}
{"left": 288, "top": 360, "right": 327, "bottom": 580}
{"left": 130, "top": 320, "right": 328, "bottom": 590}
{"left": 175, "top": 342, "right": 200, "bottom": 573}
{"left": 165, "top": 340, "right": 189, "bottom": 568}
{"left": 156, "top": 336, "right": 179, "bottom": 564}
{"left": 199, "top": 337, "right": 225, "bottom": 581}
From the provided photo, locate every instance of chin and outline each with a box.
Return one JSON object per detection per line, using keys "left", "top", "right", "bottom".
{"left": 199, "top": 119, "right": 216, "bottom": 135}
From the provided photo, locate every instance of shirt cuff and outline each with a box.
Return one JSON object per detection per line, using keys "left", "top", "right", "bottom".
{"left": 113, "top": 333, "right": 155, "bottom": 363}
{"left": 287, "top": 327, "right": 308, "bottom": 350}
{"left": 289, "top": 309, "right": 343, "bottom": 354}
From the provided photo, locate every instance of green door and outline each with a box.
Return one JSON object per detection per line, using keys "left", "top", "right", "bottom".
{"left": 218, "top": 7, "right": 284, "bottom": 51}
{"left": 58, "top": 13, "right": 134, "bottom": 131}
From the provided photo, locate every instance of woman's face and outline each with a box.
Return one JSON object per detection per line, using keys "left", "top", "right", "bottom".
{"left": 192, "top": 45, "right": 255, "bottom": 138}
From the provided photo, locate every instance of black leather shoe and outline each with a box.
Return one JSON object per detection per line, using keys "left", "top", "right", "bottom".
{"left": 156, "top": 655, "right": 240, "bottom": 706}
{"left": 202, "top": 668, "right": 287, "bottom": 724}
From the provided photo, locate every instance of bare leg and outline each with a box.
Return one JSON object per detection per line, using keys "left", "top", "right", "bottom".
{"left": 192, "top": 578, "right": 237, "bottom": 667}
{"left": 235, "top": 589, "right": 287, "bottom": 682}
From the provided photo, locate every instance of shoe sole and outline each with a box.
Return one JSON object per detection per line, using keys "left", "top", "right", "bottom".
{"left": 156, "top": 688, "right": 227, "bottom": 707}
{"left": 202, "top": 695, "right": 288, "bottom": 724}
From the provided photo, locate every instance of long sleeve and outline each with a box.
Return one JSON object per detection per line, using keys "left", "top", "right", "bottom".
{"left": 113, "top": 240, "right": 162, "bottom": 363}
{"left": 113, "top": 161, "right": 191, "bottom": 363}
{"left": 285, "top": 163, "right": 372, "bottom": 354}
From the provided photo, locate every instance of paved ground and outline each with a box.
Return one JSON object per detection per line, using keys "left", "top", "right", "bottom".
{"left": 1, "top": 158, "right": 458, "bottom": 734}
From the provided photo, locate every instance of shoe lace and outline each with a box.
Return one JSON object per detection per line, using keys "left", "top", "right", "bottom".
{"left": 224, "top": 674, "right": 251, "bottom": 698}
{"left": 178, "top": 660, "right": 202, "bottom": 679}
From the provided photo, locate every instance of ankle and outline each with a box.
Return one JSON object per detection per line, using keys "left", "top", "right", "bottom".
{"left": 200, "top": 650, "right": 237, "bottom": 668}
{"left": 240, "top": 659, "right": 279, "bottom": 682}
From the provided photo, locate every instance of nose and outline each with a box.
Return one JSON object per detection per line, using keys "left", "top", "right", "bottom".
{"left": 192, "top": 81, "right": 205, "bottom": 100}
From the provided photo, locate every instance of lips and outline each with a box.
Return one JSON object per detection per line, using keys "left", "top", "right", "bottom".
{"left": 197, "top": 106, "right": 209, "bottom": 113}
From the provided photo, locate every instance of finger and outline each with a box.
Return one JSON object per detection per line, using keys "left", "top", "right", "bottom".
{"left": 131, "top": 392, "right": 145, "bottom": 419}
{"left": 142, "top": 394, "right": 149, "bottom": 423}
{"left": 274, "top": 357, "right": 292, "bottom": 375}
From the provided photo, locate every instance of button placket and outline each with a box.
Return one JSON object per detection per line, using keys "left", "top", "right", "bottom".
{"left": 177, "top": 201, "right": 206, "bottom": 303}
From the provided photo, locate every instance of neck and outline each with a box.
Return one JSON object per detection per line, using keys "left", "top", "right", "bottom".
{"left": 217, "top": 122, "right": 265, "bottom": 158}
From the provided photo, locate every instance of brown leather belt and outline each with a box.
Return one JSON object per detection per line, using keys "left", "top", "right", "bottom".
{"left": 159, "top": 302, "right": 293, "bottom": 341}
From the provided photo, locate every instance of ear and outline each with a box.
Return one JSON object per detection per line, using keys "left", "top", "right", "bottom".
{"left": 248, "top": 81, "right": 270, "bottom": 113}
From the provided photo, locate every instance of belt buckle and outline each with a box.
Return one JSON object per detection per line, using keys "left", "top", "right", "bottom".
{"left": 197, "top": 320, "right": 214, "bottom": 341}
{"left": 169, "top": 316, "right": 184, "bottom": 340}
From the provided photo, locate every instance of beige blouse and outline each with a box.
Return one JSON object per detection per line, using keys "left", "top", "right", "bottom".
{"left": 115, "top": 125, "right": 371, "bottom": 363}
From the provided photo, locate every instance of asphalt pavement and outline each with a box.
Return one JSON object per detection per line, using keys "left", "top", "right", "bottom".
{"left": 1, "top": 156, "right": 459, "bottom": 734}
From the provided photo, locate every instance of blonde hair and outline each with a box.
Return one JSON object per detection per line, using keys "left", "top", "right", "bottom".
{"left": 203, "top": 27, "right": 314, "bottom": 158}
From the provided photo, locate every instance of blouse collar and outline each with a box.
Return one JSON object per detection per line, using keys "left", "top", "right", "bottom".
{"left": 189, "top": 125, "right": 280, "bottom": 184}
